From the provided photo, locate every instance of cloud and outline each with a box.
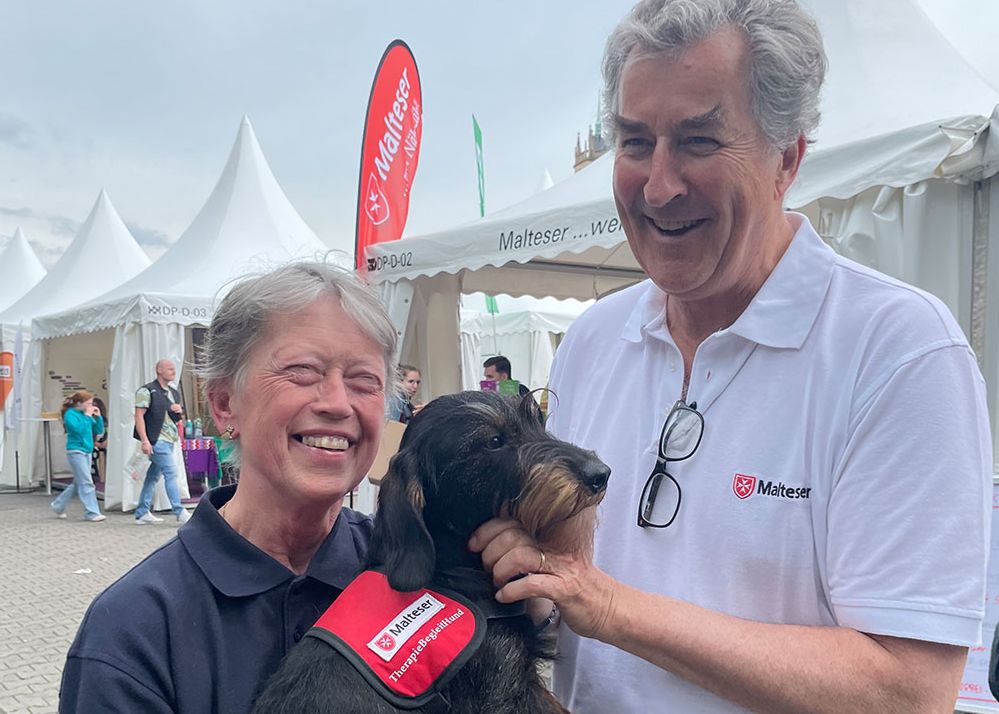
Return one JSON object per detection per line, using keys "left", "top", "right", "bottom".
{"left": 28, "top": 239, "right": 68, "bottom": 265}
{"left": 125, "top": 222, "right": 173, "bottom": 248}
{"left": 0, "top": 114, "right": 33, "bottom": 149}
{"left": 0, "top": 205, "right": 32, "bottom": 218}
{"left": 47, "top": 214, "right": 78, "bottom": 237}
{"left": 0, "top": 204, "right": 76, "bottom": 237}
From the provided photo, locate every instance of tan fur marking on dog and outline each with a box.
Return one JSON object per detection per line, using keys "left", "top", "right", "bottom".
{"left": 406, "top": 478, "right": 425, "bottom": 510}
{"left": 510, "top": 462, "right": 603, "bottom": 556}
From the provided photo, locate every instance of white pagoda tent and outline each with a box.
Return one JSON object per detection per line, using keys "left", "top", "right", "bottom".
{"left": 31, "top": 116, "right": 331, "bottom": 510}
{"left": 366, "top": 0, "right": 999, "bottom": 470}
{"left": 0, "top": 191, "right": 151, "bottom": 488}
{"left": 0, "top": 228, "right": 46, "bottom": 313}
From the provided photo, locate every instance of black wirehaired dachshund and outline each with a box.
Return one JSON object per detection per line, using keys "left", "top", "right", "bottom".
{"left": 252, "top": 390, "right": 610, "bottom": 713}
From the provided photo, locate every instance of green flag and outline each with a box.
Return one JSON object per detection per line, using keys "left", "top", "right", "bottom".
{"left": 484, "top": 294, "right": 499, "bottom": 314}
{"left": 473, "top": 115, "right": 485, "bottom": 218}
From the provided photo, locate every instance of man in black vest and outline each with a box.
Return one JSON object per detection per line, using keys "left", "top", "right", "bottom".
{"left": 133, "top": 359, "right": 189, "bottom": 524}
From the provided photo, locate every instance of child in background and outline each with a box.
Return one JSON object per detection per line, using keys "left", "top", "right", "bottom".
{"left": 51, "top": 390, "right": 106, "bottom": 522}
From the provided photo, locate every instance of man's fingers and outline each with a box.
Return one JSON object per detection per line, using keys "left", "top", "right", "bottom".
{"left": 496, "top": 572, "right": 558, "bottom": 604}
{"left": 489, "top": 544, "right": 549, "bottom": 588}
{"left": 477, "top": 527, "right": 536, "bottom": 573}
{"left": 468, "top": 517, "right": 523, "bottom": 553}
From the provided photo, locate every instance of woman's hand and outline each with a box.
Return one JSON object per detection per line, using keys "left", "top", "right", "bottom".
{"left": 469, "top": 518, "right": 620, "bottom": 641}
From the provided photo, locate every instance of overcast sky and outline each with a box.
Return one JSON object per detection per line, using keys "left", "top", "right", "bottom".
{"left": 1, "top": 0, "right": 996, "bottom": 268}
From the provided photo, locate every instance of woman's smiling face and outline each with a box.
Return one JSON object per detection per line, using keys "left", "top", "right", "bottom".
{"left": 219, "top": 295, "right": 386, "bottom": 507}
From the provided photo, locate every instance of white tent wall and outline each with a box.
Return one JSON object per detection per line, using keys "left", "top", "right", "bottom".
{"left": 459, "top": 328, "right": 481, "bottom": 392}
{"left": 802, "top": 180, "right": 972, "bottom": 323}
{"left": 980, "top": 176, "right": 999, "bottom": 473}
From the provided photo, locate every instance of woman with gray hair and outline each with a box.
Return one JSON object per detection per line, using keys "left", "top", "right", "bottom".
{"left": 59, "top": 261, "right": 397, "bottom": 713}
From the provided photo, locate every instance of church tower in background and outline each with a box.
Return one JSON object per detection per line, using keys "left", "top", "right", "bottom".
{"left": 573, "top": 97, "right": 609, "bottom": 172}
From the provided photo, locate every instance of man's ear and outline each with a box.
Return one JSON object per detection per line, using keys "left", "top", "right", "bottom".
{"left": 775, "top": 133, "right": 806, "bottom": 200}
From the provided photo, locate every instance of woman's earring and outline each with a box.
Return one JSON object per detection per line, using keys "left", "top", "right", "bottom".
{"left": 222, "top": 424, "right": 236, "bottom": 440}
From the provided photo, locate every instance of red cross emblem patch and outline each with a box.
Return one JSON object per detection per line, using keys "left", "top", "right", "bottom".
{"left": 374, "top": 633, "right": 395, "bottom": 651}
{"left": 733, "top": 473, "right": 756, "bottom": 500}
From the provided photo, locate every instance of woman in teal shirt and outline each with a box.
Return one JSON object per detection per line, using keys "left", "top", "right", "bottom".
{"left": 51, "top": 390, "right": 106, "bottom": 522}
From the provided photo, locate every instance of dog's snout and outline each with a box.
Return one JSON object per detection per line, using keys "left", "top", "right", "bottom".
{"left": 580, "top": 461, "right": 610, "bottom": 494}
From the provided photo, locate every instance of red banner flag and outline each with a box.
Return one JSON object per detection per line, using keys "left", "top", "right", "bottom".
{"left": 355, "top": 40, "right": 423, "bottom": 272}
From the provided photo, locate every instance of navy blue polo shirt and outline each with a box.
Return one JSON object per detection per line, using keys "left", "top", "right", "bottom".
{"left": 59, "top": 485, "right": 373, "bottom": 713}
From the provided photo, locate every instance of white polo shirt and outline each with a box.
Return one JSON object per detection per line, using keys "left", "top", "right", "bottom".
{"left": 548, "top": 214, "right": 992, "bottom": 713}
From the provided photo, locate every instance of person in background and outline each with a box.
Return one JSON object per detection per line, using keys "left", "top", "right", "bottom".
{"left": 133, "top": 358, "right": 189, "bottom": 525}
{"left": 60, "top": 261, "right": 396, "bottom": 712}
{"left": 482, "top": 355, "right": 530, "bottom": 397}
{"left": 51, "top": 390, "right": 106, "bottom": 522}
{"left": 471, "top": 1, "right": 992, "bottom": 712}
{"left": 385, "top": 364, "right": 421, "bottom": 423}
{"left": 90, "top": 396, "right": 108, "bottom": 484}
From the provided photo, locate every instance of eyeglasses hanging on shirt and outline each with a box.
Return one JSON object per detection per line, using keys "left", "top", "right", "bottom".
{"left": 637, "top": 400, "right": 703, "bottom": 528}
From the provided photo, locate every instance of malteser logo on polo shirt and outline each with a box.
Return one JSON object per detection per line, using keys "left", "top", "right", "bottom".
{"left": 732, "top": 473, "right": 811, "bottom": 501}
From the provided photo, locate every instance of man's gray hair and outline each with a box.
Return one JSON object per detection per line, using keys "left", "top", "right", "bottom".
{"left": 200, "top": 260, "right": 397, "bottom": 396}
{"left": 603, "top": 0, "right": 826, "bottom": 150}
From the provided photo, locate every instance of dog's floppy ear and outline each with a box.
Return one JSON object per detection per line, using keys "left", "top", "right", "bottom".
{"left": 368, "top": 449, "right": 435, "bottom": 591}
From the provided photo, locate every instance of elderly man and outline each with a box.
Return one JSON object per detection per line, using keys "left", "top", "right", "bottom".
{"left": 472, "top": 1, "right": 992, "bottom": 712}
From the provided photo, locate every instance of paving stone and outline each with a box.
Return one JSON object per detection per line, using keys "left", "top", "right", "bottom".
{"left": 0, "top": 492, "right": 175, "bottom": 710}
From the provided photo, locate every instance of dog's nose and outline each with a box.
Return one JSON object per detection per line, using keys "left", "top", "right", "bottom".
{"left": 580, "top": 462, "right": 611, "bottom": 494}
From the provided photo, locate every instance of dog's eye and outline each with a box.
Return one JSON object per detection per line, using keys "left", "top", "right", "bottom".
{"left": 487, "top": 434, "right": 505, "bottom": 450}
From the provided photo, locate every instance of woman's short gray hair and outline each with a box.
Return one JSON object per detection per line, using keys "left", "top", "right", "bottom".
{"left": 200, "top": 260, "right": 397, "bottom": 396}
{"left": 603, "top": 0, "right": 827, "bottom": 150}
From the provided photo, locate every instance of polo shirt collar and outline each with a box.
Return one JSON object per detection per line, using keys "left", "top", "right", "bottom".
{"left": 179, "top": 485, "right": 366, "bottom": 597}
{"left": 621, "top": 213, "right": 834, "bottom": 350}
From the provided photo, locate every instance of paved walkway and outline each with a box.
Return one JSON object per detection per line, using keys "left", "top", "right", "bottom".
{"left": 0, "top": 491, "right": 178, "bottom": 714}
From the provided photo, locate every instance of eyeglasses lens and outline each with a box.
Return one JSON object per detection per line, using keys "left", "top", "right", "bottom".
{"left": 661, "top": 408, "right": 701, "bottom": 460}
{"left": 641, "top": 472, "right": 681, "bottom": 527}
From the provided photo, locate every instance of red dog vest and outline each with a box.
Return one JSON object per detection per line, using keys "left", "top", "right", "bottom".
{"left": 308, "top": 570, "right": 486, "bottom": 709}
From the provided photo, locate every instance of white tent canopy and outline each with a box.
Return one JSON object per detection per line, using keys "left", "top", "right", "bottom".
{"left": 28, "top": 116, "right": 332, "bottom": 510}
{"left": 367, "top": 0, "right": 999, "bottom": 470}
{"left": 0, "top": 227, "right": 46, "bottom": 313}
{"left": 0, "top": 191, "right": 151, "bottom": 488}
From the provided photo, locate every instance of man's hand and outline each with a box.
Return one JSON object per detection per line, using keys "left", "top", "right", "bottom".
{"left": 140, "top": 440, "right": 153, "bottom": 456}
{"left": 469, "top": 517, "right": 619, "bottom": 641}
{"left": 169, "top": 403, "right": 182, "bottom": 415}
